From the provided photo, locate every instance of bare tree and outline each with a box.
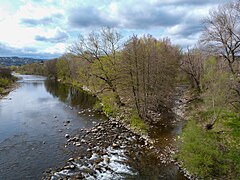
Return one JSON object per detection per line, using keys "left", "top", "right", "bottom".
{"left": 181, "top": 48, "right": 204, "bottom": 92}
{"left": 122, "top": 35, "right": 181, "bottom": 119}
{"left": 69, "top": 27, "right": 123, "bottom": 105}
{"left": 201, "top": 0, "right": 240, "bottom": 74}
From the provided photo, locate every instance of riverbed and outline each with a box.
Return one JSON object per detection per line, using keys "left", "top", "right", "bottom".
{"left": 0, "top": 75, "right": 187, "bottom": 179}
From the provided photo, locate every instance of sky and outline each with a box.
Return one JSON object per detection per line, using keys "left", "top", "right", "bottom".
{"left": 0, "top": 0, "right": 227, "bottom": 59}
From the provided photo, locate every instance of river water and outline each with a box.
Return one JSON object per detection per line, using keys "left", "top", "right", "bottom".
{"left": 0, "top": 75, "right": 186, "bottom": 180}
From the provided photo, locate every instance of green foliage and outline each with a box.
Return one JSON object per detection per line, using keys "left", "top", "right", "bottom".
{"left": 224, "top": 112, "right": 240, "bottom": 137}
{"left": 179, "top": 111, "right": 240, "bottom": 179}
{"left": 0, "top": 67, "right": 16, "bottom": 94}
{"left": 178, "top": 120, "right": 226, "bottom": 178}
{"left": 101, "top": 93, "right": 119, "bottom": 117}
{"left": 93, "top": 100, "right": 102, "bottom": 112}
{"left": 17, "top": 63, "right": 47, "bottom": 75}
{"left": 202, "top": 57, "right": 230, "bottom": 105}
{"left": 130, "top": 112, "right": 148, "bottom": 133}
{"left": 0, "top": 78, "right": 11, "bottom": 88}
{"left": 224, "top": 112, "right": 240, "bottom": 176}
{"left": 56, "top": 59, "right": 70, "bottom": 81}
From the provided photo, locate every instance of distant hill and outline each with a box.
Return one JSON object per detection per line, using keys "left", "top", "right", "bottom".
{"left": 0, "top": 57, "right": 48, "bottom": 67}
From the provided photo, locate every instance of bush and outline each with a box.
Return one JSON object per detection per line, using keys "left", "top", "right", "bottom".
{"left": 93, "top": 100, "right": 102, "bottom": 112}
{"left": 0, "top": 78, "right": 11, "bottom": 88}
{"left": 130, "top": 112, "right": 148, "bottom": 133}
{"left": 101, "top": 93, "right": 119, "bottom": 117}
{"left": 0, "top": 67, "right": 12, "bottom": 79}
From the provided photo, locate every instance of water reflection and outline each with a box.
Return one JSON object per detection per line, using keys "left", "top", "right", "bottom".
{"left": 44, "top": 80, "right": 96, "bottom": 109}
{"left": 0, "top": 75, "right": 103, "bottom": 179}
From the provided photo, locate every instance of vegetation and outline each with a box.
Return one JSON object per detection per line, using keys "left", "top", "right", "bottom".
{"left": 16, "top": 62, "right": 47, "bottom": 76}
{"left": 178, "top": 1, "right": 240, "bottom": 179}
{"left": 0, "top": 67, "right": 16, "bottom": 94}
{"left": 15, "top": 1, "right": 240, "bottom": 178}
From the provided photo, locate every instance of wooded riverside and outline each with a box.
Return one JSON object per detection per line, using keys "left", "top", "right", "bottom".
{"left": 13, "top": 1, "right": 240, "bottom": 179}
{"left": 0, "top": 67, "right": 16, "bottom": 95}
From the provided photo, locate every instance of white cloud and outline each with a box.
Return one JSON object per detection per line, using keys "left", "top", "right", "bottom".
{"left": 0, "top": 0, "right": 227, "bottom": 58}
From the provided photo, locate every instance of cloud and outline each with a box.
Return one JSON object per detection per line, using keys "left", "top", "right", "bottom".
{"left": 154, "top": 0, "right": 223, "bottom": 6}
{"left": 68, "top": 6, "right": 117, "bottom": 28}
{"left": 118, "top": 5, "right": 184, "bottom": 29}
{"left": 0, "top": 43, "right": 61, "bottom": 59}
{"left": 66, "top": 0, "right": 223, "bottom": 31}
{"left": 0, "top": 0, "right": 227, "bottom": 58}
{"left": 35, "top": 29, "right": 69, "bottom": 43}
{"left": 21, "top": 13, "right": 64, "bottom": 26}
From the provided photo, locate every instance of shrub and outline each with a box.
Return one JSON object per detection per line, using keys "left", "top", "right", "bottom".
{"left": 0, "top": 78, "right": 10, "bottom": 88}
{"left": 93, "top": 100, "right": 102, "bottom": 112}
{"left": 101, "top": 93, "right": 119, "bottom": 117}
{"left": 130, "top": 112, "right": 148, "bottom": 133}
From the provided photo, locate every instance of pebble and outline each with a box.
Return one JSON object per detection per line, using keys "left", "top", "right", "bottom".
{"left": 112, "top": 143, "right": 119, "bottom": 148}
{"left": 75, "top": 142, "right": 81, "bottom": 147}
{"left": 68, "top": 158, "right": 74, "bottom": 162}
{"left": 104, "top": 157, "right": 110, "bottom": 164}
{"left": 65, "top": 134, "right": 70, "bottom": 138}
{"left": 81, "top": 139, "right": 86, "bottom": 143}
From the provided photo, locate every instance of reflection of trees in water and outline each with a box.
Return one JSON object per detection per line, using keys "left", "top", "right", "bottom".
{"left": 44, "top": 79, "right": 96, "bottom": 109}
{"left": 44, "top": 79, "right": 69, "bottom": 103}
{"left": 32, "top": 82, "right": 41, "bottom": 87}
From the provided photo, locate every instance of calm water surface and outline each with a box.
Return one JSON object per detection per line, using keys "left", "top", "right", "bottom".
{"left": 0, "top": 75, "right": 103, "bottom": 179}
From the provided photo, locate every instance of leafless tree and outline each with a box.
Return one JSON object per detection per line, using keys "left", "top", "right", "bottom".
{"left": 181, "top": 48, "right": 204, "bottom": 92}
{"left": 201, "top": 0, "right": 240, "bottom": 74}
{"left": 69, "top": 27, "right": 123, "bottom": 105}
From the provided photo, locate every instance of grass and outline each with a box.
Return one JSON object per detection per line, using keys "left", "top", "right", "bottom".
{"left": 130, "top": 112, "right": 148, "bottom": 134}
{"left": 101, "top": 93, "right": 119, "bottom": 117}
{"left": 93, "top": 100, "right": 102, "bottom": 112}
{"left": 178, "top": 110, "right": 240, "bottom": 179}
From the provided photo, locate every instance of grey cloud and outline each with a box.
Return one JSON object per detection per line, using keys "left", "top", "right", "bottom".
{"left": 0, "top": 43, "right": 60, "bottom": 59}
{"left": 161, "top": 0, "right": 224, "bottom": 6}
{"left": 118, "top": 6, "right": 184, "bottom": 29}
{"left": 35, "top": 30, "right": 69, "bottom": 43}
{"left": 21, "top": 13, "right": 64, "bottom": 26}
{"left": 68, "top": 6, "right": 117, "bottom": 28}
{"left": 115, "top": 0, "right": 225, "bottom": 33}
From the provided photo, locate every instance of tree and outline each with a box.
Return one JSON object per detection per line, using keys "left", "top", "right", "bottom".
{"left": 122, "top": 35, "right": 181, "bottom": 119}
{"left": 69, "top": 27, "right": 123, "bottom": 105}
{"left": 56, "top": 58, "right": 71, "bottom": 81}
{"left": 44, "top": 59, "right": 58, "bottom": 78}
{"left": 181, "top": 48, "right": 204, "bottom": 92}
{"left": 201, "top": 57, "right": 231, "bottom": 129}
{"left": 201, "top": 0, "right": 240, "bottom": 74}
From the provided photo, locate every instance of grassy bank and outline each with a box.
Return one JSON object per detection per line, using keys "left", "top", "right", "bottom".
{"left": 177, "top": 95, "right": 240, "bottom": 179}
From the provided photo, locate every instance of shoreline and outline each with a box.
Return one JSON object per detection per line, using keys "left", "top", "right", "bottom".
{"left": 0, "top": 82, "right": 19, "bottom": 99}
{"left": 43, "top": 81, "right": 190, "bottom": 179}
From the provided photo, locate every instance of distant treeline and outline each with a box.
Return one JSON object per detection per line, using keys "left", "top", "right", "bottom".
{"left": 0, "top": 57, "right": 46, "bottom": 67}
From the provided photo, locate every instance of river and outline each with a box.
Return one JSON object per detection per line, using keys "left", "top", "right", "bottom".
{"left": 0, "top": 75, "right": 187, "bottom": 180}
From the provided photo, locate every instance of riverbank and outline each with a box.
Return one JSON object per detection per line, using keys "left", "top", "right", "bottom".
{"left": 43, "top": 114, "right": 187, "bottom": 179}
{"left": 0, "top": 82, "right": 18, "bottom": 99}
{"left": 42, "top": 81, "right": 189, "bottom": 179}
{"left": 5, "top": 74, "right": 189, "bottom": 179}
{"left": 0, "top": 68, "right": 18, "bottom": 99}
